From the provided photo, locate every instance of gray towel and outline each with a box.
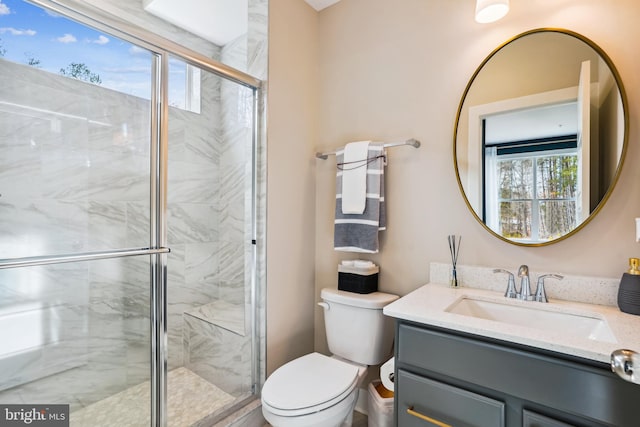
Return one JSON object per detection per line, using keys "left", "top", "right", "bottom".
{"left": 334, "top": 144, "right": 386, "bottom": 253}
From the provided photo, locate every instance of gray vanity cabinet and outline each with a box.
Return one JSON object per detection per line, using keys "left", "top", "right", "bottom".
{"left": 394, "top": 321, "right": 640, "bottom": 427}
{"left": 397, "top": 369, "right": 505, "bottom": 426}
{"left": 522, "top": 410, "right": 576, "bottom": 427}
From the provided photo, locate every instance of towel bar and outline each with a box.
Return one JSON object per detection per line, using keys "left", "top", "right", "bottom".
{"left": 315, "top": 138, "right": 420, "bottom": 160}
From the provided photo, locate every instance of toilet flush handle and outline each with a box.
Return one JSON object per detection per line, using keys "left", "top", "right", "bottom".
{"left": 317, "top": 302, "right": 330, "bottom": 311}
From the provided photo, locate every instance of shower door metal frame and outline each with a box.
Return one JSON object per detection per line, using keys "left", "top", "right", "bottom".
{"left": 1, "top": 1, "right": 264, "bottom": 426}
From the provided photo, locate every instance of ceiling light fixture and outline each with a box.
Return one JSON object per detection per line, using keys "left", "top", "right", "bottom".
{"left": 475, "top": 0, "right": 509, "bottom": 23}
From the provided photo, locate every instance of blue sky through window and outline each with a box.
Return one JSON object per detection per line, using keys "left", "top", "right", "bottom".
{"left": 0, "top": 0, "right": 188, "bottom": 105}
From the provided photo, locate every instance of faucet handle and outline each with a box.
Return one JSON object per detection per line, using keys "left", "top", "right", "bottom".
{"left": 493, "top": 269, "right": 518, "bottom": 299}
{"left": 517, "top": 265, "right": 530, "bottom": 277}
{"left": 534, "top": 274, "right": 563, "bottom": 303}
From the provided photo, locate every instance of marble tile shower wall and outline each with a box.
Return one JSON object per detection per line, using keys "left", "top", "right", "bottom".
{"left": 166, "top": 68, "right": 222, "bottom": 372}
{"left": 179, "top": 0, "right": 268, "bottom": 395}
{"left": 221, "top": 33, "right": 250, "bottom": 312}
{"left": 0, "top": 55, "right": 253, "bottom": 406}
{"left": 0, "top": 59, "right": 152, "bottom": 407}
{"left": 180, "top": 34, "right": 254, "bottom": 397}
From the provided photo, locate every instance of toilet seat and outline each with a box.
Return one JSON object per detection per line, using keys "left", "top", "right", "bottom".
{"left": 261, "top": 352, "right": 360, "bottom": 417}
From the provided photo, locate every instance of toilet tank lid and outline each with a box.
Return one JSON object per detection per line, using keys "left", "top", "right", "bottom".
{"left": 321, "top": 288, "right": 399, "bottom": 309}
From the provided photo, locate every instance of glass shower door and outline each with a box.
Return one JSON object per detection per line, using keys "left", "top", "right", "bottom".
{"left": 165, "top": 55, "right": 257, "bottom": 425}
{"left": 0, "top": 1, "right": 158, "bottom": 424}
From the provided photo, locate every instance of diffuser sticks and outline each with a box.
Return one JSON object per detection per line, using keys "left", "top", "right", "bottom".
{"left": 448, "top": 235, "right": 461, "bottom": 288}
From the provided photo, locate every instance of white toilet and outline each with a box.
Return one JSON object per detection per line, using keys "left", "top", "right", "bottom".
{"left": 261, "top": 288, "right": 399, "bottom": 427}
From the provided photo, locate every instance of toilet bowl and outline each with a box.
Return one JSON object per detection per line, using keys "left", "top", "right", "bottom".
{"left": 261, "top": 289, "right": 398, "bottom": 427}
{"left": 261, "top": 353, "right": 366, "bottom": 427}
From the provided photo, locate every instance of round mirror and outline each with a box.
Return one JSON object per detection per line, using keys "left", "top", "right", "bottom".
{"left": 454, "top": 28, "right": 628, "bottom": 246}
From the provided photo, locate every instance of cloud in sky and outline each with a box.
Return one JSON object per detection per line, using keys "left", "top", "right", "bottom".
{"left": 0, "top": 2, "right": 10, "bottom": 16}
{"left": 0, "top": 27, "right": 36, "bottom": 36}
{"left": 128, "top": 45, "right": 148, "bottom": 55}
{"left": 91, "top": 35, "right": 109, "bottom": 45}
{"left": 56, "top": 33, "right": 77, "bottom": 43}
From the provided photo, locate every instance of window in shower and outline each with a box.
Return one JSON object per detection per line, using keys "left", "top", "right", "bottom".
{"left": 0, "top": 0, "right": 198, "bottom": 111}
{"left": 0, "top": 0, "right": 152, "bottom": 98}
{"left": 168, "top": 59, "right": 201, "bottom": 112}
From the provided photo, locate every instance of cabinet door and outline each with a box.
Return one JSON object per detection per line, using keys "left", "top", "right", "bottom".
{"left": 523, "top": 410, "right": 578, "bottom": 427}
{"left": 397, "top": 369, "right": 505, "bottom": 427}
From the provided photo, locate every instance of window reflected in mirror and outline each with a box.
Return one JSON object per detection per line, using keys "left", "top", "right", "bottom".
{"left": 483, "top": 104, "right": 580, "bottom": 243}
{"left": 454, "top": 29, "right": 628, "bottom": 246}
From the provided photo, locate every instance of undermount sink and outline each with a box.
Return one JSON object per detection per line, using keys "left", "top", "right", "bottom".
{"left": 445, "top": 296, "right": 617, "bottom": 343}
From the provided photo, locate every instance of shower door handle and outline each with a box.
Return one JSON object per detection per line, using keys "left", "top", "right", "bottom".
{"left": 611, "top": 349, "right": 640, "bottom": 384}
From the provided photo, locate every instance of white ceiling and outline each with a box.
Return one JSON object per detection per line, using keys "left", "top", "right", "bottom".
{"left": 143, "top": 0, "right": 248, "bottom": 46}
{"left": 485, "top": 103, "right": 578, "bottom": 144}
{"left": 142, "top": 0, "right": 338, "bottom": 47}
{"left": 304, "top": 0, "right": 341, "bottom": 11}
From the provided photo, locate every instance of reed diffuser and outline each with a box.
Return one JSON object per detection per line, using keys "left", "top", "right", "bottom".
{"left": 448, "top": 235, "right": 461, "bottom": 288}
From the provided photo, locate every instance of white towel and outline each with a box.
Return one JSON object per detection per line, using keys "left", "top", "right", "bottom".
{"left": 334, "top": 144, "right": 386, "bottom": 253}
{"left": 341, "top": 141, "right": 370, "bottom": 214}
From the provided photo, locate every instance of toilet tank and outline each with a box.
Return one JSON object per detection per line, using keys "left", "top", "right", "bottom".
{"left": 320, "top": 288, "right": 399, "bottom": 365}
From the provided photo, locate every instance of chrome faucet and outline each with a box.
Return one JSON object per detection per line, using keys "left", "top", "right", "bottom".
{"left": 534, "top": 274, "right": 563, "bottom": 303}
{"left": 518, "top": 265, "right": 534, "bottom": 301}
{"left": 493, "top": 269, "right": 518, "bottom": 298}
{"left": 495, "top": 266, "right": 563, "bottom": 304}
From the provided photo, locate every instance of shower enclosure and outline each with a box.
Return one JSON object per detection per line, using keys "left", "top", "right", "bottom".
{"left": 0, "top": 1, "right": 264, "bottom": 426}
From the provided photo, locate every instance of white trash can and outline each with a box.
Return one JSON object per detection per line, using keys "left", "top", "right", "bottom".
{"left": 368, "top": 380, "right": 394, "bottom": 427}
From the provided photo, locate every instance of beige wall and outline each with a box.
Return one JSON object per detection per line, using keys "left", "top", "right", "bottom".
{"left": 266, "top": 0, "right": 319, "bottom": 374}
{"left": 312, "top": 0, "right": 640, "bottom": 354}
{"left": 267, "top": 0, "right": 640, "bottom": 373}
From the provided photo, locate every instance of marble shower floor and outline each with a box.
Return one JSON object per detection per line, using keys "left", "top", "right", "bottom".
{"left": 70, "top": 367, "right": 235, "bottom": 427}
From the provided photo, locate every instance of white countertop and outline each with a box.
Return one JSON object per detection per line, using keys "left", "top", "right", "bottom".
{"left": 383, "top": 283, "right": 640, "bottom": 364}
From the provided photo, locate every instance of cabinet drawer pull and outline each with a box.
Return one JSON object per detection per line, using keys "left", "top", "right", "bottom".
{"left": 407, "top": 406, "right": 453, "bottom": 427}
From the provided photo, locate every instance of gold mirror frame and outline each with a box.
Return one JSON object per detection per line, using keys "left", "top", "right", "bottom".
{"left": 453, "top": 28, "right": 629, "bottom": 247}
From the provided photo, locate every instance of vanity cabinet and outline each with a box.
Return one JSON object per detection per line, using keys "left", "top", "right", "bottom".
{"left": 395, "top": 321, "right": 640, "bottom": 427}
